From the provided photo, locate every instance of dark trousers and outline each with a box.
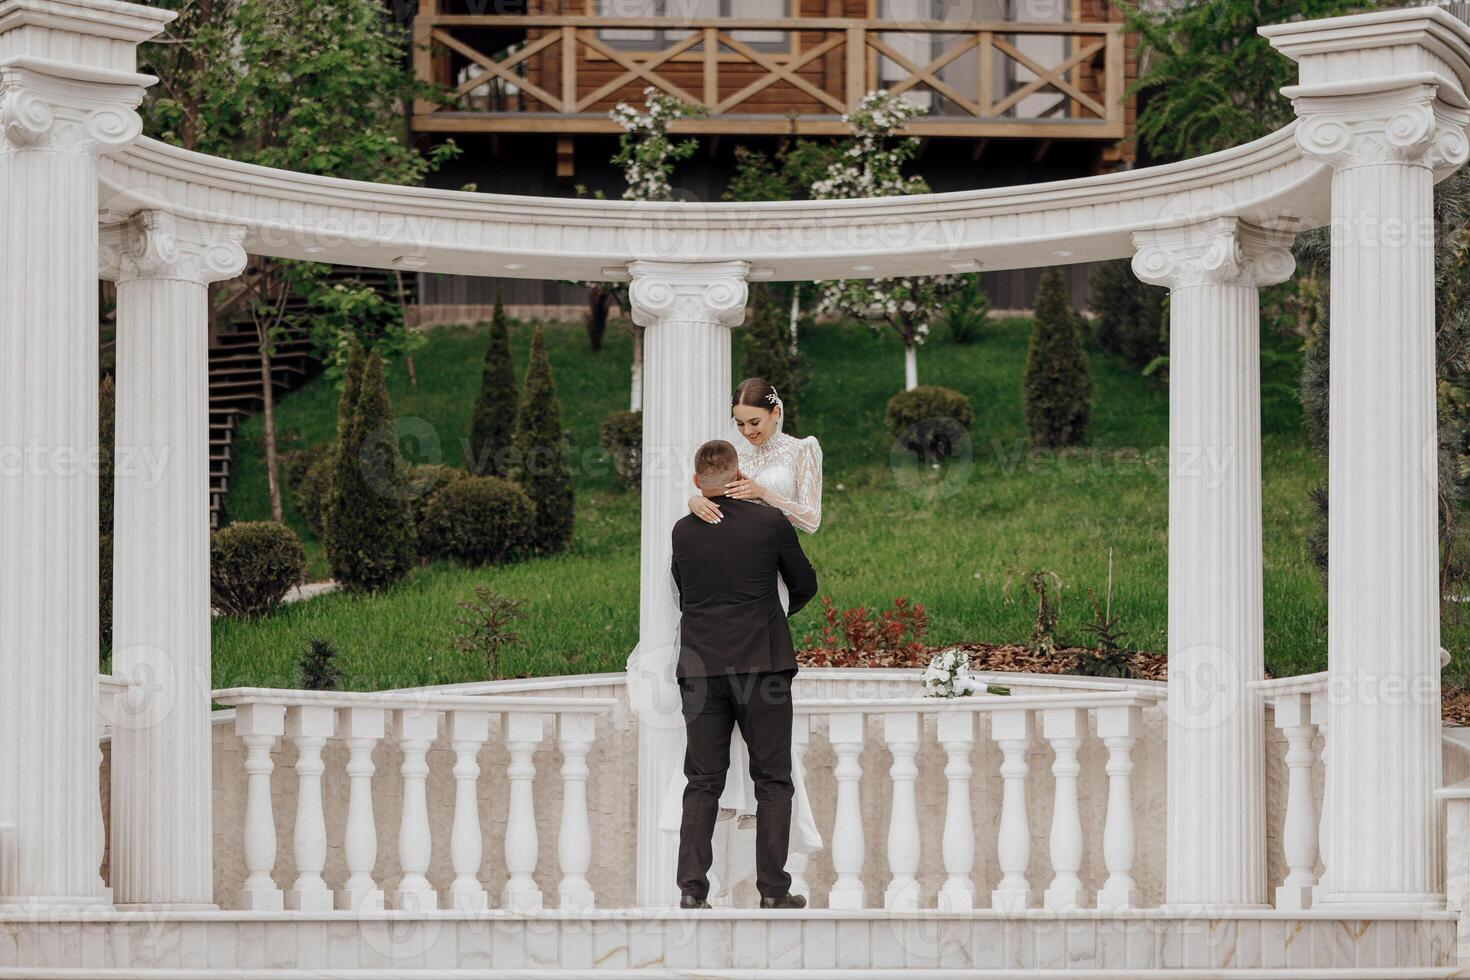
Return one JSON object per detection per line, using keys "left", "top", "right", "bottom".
{"left": 676, "top": 668, "right": 795, "bottom": 901}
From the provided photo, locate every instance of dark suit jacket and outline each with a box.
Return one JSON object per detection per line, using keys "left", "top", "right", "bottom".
{"left": 670, "top": 496, "right": 818, "bottom": 679}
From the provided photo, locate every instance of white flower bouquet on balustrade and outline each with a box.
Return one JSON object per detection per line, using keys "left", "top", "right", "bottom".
{"left": 922, "top": 648, "right": 1010, "bottom": 698}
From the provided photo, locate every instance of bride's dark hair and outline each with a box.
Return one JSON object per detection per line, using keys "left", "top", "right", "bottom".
{"left": 732, "top": 377, "right": 778, "bottom": 409}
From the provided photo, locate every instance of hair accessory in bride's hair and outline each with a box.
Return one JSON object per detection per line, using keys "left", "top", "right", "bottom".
{"left": 766, "top": 389, "right": 779, "bottom": 405}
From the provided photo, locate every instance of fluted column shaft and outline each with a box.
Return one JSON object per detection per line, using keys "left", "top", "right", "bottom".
{"left": 1288, "top": 77, "right": 1470, "bottom": 906}
{"left": 624, "top": 260, "right": 748, "bottom": 906}
{"left": 0, "top": 40, "right": 162, "bottom": 906}
{"left": 101, "top": 211, "right": 246, "bottom": 908}
{"left": 1133, "top": 216, "right": 1294, "bottom": 907}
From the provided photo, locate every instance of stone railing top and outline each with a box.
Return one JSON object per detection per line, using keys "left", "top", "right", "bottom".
{"left": 211, "top": 687, "right": 616, "bottom": 714}
{"left": 1250, "top": 648, "right": 1451, "bottom": 700}
{"left": 795, "top": 689, "right": 1163, "bottom": 714}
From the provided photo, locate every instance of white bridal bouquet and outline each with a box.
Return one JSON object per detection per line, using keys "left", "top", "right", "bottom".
{"left": 923, "top": 648, "right": 1010, "bottom": 698}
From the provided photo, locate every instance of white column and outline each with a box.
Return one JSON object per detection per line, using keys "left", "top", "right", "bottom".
{"left": 1042, "top": 707, "right": 1086, "bottom": 911}
{"left": 449, "top": 710, "right": 490, "bottom": 912}
{"left": 827, "top": 712, "right": 867, "bottom": 910}
{"left": 1096, "top": 704, "right": 1140, "bottom": 910}
{"left": 1132, "top": 215, "right": 1293, "bottom": 908}
{"left": 0, "top": 0, "right": 171, "bottom": 907}
{"left": 883, "top": 712, "right": 921, "bottom": 910}
{"left": 937, "top": 710, "right": 976, "bottom": 912}
{"left": 234, "top": 704, "right": 285, "bottom": 911}
{"left": 392, "top": 709, "right": 439, "bottom": 911}
{"left": 336, "top": 707, "right": 384, "bottom": 912}
{"left": 502, "top": 710, "right": 545, "bottom": 911}
{"left": 1274, "top": 56, "right": 1470, "bottom": 908}
{"left": 101, "top": 211, "right": 246, "bottom": 909}
{"left": 624, "top": 260, "right": 748, "bottom": 906}
{"left": 557, "top": 713, "right": 596, "bottom": 910}
{"left": 990, "top": 709, "right": 1032, "bottom": 912}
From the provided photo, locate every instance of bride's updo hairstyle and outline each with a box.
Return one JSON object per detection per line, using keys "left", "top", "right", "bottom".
{"left": 732, "top": 377, "right": 778, "bottom": 411}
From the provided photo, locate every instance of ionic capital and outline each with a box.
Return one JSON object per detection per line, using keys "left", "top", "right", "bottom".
{"left": 627, "top": 260, "right": 750, "bottom": 329}
{"left": 100, "top": 211, "right": 248, "bottom": 286}
{"left": 1287, "top": 77, "right": 1470, "bottom": 179}
{"left": 0, "top": 60, "right": 151, "bottom": 156}
{"left": 1131, "top": 216, "right": 1296, "bottom": 292}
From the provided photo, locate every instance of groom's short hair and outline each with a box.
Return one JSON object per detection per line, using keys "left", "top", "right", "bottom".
{"left": 693, "top": 439, "right": 739, "bottom": 490}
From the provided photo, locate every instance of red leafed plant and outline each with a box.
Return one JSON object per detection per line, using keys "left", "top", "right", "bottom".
{"left": 800, "top": 595, "right": 929, "bottom": 666}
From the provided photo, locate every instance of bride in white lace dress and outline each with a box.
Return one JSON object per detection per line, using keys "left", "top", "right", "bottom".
{"left": 656, "top": 377, "right": 825, "bottom": 895}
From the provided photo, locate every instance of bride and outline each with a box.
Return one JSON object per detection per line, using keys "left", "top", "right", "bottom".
{"left": 656, "top": 376, "right": 825, "bottom": 900}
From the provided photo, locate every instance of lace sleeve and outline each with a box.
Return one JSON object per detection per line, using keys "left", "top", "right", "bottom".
{"left": 766, "top": 437, "right": 823, "bottom": 533}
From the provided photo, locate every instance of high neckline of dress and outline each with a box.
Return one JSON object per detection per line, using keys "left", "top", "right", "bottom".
{"left": 745, "top": 431, "right": 793, "bottom": 456}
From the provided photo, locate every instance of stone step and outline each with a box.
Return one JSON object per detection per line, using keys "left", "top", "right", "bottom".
{"left": 0, "top": 969, "right": 1458, "bottom": 979}
{"left": 0, "top": 910, "right": 1455, "bottom": 974}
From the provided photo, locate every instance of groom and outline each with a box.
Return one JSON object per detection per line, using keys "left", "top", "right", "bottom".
{"left": 670, "top": 439, "right": 818, "bottom": 910}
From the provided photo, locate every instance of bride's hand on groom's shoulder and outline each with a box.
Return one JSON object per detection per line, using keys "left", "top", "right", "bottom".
{"left": 725, "top": 477, "right": 766, "bottom": 501}
{"left": 689, "top": 494, "right": 723, "bottom": 524}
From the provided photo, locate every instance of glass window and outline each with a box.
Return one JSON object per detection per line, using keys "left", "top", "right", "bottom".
{"left": 597, "top": 0, "right": 791, "bottom": 53}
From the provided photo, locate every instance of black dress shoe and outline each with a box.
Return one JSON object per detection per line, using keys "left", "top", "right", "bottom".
{"left": 679, "top": 894, "right": 711, "bottom": 909}
{"left": 759, "top": 893, "right": 807, "bottom": 910}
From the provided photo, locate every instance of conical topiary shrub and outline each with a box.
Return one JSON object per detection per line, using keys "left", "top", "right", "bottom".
{"left": 467, "top": 294, "right": 517, "bottom": 476}
{"left": 324, "top": 348, "right": 417, "bottom": 591}
{"left": 322, "top": 338, "right": 366, "bottom": 573}
{"left": 511, "top": 327, "right": 575, "bottom": 553}
{"left": 1023, "top": 267, "right": 1092, "bottom": 448}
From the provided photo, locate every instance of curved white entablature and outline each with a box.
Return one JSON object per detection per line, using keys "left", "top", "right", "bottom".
{"left": 98, "top": 122, "right": 1329, "bottom": 283}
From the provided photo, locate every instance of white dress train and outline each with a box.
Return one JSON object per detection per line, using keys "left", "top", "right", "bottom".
{"left": 657, "top": 431, "right": 827, "bottom": 885}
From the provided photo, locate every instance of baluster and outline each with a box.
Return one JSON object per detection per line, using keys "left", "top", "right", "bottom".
{"left": 990, "top": 709, "right": 1032, "bottom": 912}
{"left": 502, "top": 711, "right": 545, "bottom": 911}
{"left": 937, "top": 710, "right": 976, "bottom": 911}
{"left": 557, "top": 712, "right": 596, "bottom": 910}
{"left": 1275, "top": 693, "right": 1319, "bottom": 909}
{"left": 785, "top": 715, "right": 812, "bottom": 900}
{"left": 336, "top": 707, "right": 384, "bottom": 911}
{"left": 286, "top": 705, "right": 336, "bottom": 910}
{"left": 1312, "top": 692, "right": 1329, "bottom": 901}
{"left": 1095, "top": 704, "right": 1140, "bottom": 910}
{"left": 1042, "top": 707, "right": 1087, "bottom": 910}
{"left": 883, "top": 711, "right": 922, "bottom": 909}
{"left": 392, "top": 708, "right": 440, "bottom": 911}
{"left": 450, "top": 709, "right": 490, "bottom": 911}
{"left": 96, "top": 681, "right": 114, "bottom": 902}
{"left": 828, "top": 712, "right": 866, "bottom": 909}
{"left": 235, "top": 703, "right": 286, "bottom": 910}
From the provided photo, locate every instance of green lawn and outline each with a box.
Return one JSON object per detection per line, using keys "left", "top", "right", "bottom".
{"left": 215, "top": 312, "right": 1400, "bottom": 691}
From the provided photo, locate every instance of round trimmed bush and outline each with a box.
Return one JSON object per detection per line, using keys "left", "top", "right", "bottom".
{"left": 290, "top": 443, "right": 337, "bottom": 534}
{"left": 598, "top": 410, "right": 642, "bottom": 489}
{"left": 420, "top": 476, "right": 535, "bottom": 566}
{"left": 405, "top": 464, "right": 470, "bottom": 541}
{"left": 885, "top": 385, "right": 974, "bottom": 463}
{"left": 211, "top": 521, "right": 307, "bottom": 617}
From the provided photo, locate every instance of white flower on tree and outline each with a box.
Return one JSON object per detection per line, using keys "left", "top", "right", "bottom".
{"left": 811, "top": 92, "right": 958, "bottom": 391}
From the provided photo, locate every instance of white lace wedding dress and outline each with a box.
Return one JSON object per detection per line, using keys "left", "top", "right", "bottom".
{"left": 656, "top": 430, "right": 826, "bottom": 872}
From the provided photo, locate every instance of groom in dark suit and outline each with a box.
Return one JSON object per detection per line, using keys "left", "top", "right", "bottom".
{"left": 670, "top": 438, "right": 818, "bottom": 910}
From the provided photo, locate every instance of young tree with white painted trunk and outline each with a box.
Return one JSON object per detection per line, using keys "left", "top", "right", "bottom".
{"left": 812, "top": 92, "right": 957, "bottom": 391}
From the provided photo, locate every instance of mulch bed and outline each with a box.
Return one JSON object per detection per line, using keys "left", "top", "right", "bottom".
{"left": 798, "top": 642, "right": 1470, "bottom": 726}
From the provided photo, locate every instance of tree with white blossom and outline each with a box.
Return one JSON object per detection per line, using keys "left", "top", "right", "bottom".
{"left": 812, "top": 92, "right": 957, "bottom": 391}
{"left": 584, "top": 87, "right": 706, "bottom": 410}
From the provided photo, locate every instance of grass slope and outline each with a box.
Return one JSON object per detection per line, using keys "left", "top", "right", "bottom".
{"left": 215, "top": 313, "right": 1374, "bottom": 691}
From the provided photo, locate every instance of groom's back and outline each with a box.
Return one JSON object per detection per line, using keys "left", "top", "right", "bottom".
{"left": 671, "top": 497, "right": 815, "bottom": 678}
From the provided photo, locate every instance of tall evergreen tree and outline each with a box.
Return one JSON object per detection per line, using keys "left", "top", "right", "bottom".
{"left": 324, "top": 349, "right": 416, "bottom": 591}
{"left": 1023, "top": 268, "right": 1092, "bottom": 448}
{"left": 740, "top": 283, "right": 798, "bottom": 434}
{"left": 512, "top": 328, "right": 574, "bottom": 553}
{"left": 467, "top": 295, "right": 518, "bottom": 476}
{"left": 321, "top": 338, "right": 365, "bottom": 575}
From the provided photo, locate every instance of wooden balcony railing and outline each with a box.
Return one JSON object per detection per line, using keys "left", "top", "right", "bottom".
{"left": 411, "top": 11, "right": 1127, "bottom": 140}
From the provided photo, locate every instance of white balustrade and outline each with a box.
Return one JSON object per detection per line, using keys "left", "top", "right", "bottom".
{"left": 1251, "top": 673, "right": 1329, "bottom": 911}
{"left": 286, "top": 705, "right": 335, "bottom": 911}
{"left": 795, "top": 690, "right": 1159, "bottom": 912}
{"left": 827, "top": 712, "right": 867, "bottom": 910}
{"left": 212, "top": 689, "right": 614, "bottom": 912}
